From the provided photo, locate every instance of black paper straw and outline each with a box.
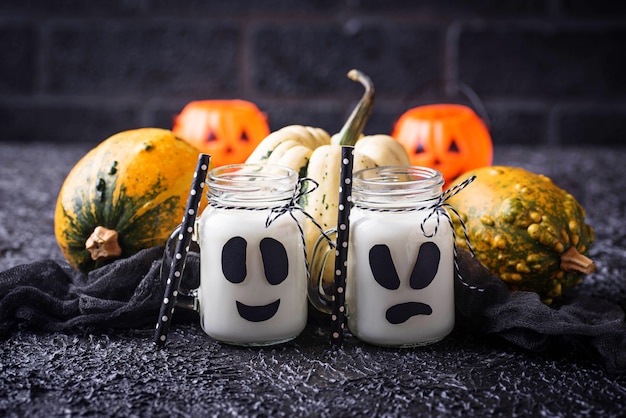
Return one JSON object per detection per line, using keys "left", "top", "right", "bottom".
{"left": 153, "top": 153, "right": 210, "bottom": 346}
{"left": 330, "top": 146, "right": 354, "bottom": 348}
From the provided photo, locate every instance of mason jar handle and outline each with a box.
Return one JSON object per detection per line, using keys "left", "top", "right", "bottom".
{"left": 153, "top": 153, "right": 209, "bottom": 346}
{"left": 160, "top": 224, "right": 200, "bottom": 312}
{"left": 307, "top": 228, "right": 337, "bottom": 315}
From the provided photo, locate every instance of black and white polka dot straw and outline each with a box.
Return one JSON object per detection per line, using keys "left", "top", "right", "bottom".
{"left": 330, "top": 146, "right": 355, "bottom": 348}
{"left": 153, "top": 153, "right": 210, "bottom": 347}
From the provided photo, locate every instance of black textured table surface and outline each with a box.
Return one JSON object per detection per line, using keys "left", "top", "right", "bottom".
{"left": 1, "top": 143, "right": 626, "bottom": 417}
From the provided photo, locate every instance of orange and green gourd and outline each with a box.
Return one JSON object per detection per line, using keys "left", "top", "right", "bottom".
{"left": 54, "top": 128, "right": 204, "bottom": 272}
{"left": 447, "top": 166, "right": 596, "bottom": 304}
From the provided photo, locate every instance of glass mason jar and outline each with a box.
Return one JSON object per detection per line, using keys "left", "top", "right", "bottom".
{"left": 195, "top": 164, "right": 308, "bottom": 346}
{"left": 346, "top": 166, "right": 455, "bottom": 347}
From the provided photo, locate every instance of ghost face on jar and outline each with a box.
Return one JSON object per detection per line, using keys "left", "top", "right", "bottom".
{"left": 344, "top": 166, "right": 456, "bottom": 347}
{"left": 195, "top": 164, "right": 308, "bottom": 346}
{"left": 197, "top": 208, "right": 308, "bottom": 346}
{"left": 346, "top": 212, "right": 455, "bottom": 347}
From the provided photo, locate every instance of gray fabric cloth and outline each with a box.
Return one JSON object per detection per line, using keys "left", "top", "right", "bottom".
{"left": 2, "top": 246, "right": 625, "bottom": 375}
{"left": 454, "top": 249, "right": 626, "bottom": 375}
{"left": 0, "top": 247, "right": 192, "bottom": 337}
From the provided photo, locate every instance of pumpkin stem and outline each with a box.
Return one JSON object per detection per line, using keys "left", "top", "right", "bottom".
{"left": 335, "top": 69, "right": 375, "bottom": 147}
{"left": 85, "top": 226, "right": 123, "bottom": 261}
{"left": 560, "top": 246, "right": 596, "bottom": 275}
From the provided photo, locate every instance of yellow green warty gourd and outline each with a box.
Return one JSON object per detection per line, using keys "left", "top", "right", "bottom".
{"left": 447, "top": 166, "right": 596, "bottom": 304}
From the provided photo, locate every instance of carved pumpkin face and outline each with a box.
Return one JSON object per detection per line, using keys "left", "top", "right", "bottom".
{"left": 392, "top": 104, "right": 493, "bottom": 186}
{"left": 173, "top": 100, "right": 270, "bottom": 166}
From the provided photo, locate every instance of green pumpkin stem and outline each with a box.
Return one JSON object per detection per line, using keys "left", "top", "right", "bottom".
{"left": 336, "top": 69, "right": 375, "bottom": 147}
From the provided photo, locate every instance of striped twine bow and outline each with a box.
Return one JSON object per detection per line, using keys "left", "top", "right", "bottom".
{"left": 420, "top": 175, "right": 482, "bottom": 292}
{"left": 354, "top": 175, "right": 482, "bottom": 292}
{"left": 265, "top": 177, "right": 336, "bottom": 281}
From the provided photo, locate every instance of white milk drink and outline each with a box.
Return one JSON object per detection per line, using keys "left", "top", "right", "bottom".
{"left": 346, "top": 166, "right": 455, "bottom": 347}
{"left": 196, "top": 164, "right": 307, "bottom": 346}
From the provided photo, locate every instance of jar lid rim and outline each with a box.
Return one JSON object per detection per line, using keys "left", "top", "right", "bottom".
{"left": 208, "top": 163, "right": 297, "bottom": 181}
{"left": 207, "top": 163, "right": 298, "bottom": 201}
{"left": 353, "top": 166, "right": 444, "bottom": 189}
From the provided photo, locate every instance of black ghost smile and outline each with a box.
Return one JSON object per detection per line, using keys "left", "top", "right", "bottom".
{"left": 385, "top": 302, "right": 433, "bottom": 324}
{"left": 236, "top": 299, "right": 281, "bottom": 322}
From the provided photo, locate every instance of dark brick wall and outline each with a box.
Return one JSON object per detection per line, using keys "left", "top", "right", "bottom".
{"left": 1, "top": 0, "right": 625, "bottom": 146}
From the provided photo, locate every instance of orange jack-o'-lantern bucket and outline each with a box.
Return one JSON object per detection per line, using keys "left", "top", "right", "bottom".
{"left": 391, "top": 83, "right": 493, "bottom": 186}
{"left": 173, "top": 100, "right": 270, "bottom": 166}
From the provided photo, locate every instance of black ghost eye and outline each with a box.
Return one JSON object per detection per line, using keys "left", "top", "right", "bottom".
{"left": 410, "top": 242, "right": 440, "bottom": 289}
{"left": 369, "top": 244, "right": 401, "bottom": 290}
{"left": 222, "top": 236, "right": 247, "bottom": 283}
{"left": 240, "top": 130, "right": 250, "bottom": 142}
{"left": 260, "top": 237, "right": 289, "bottom": 285}
{"left": 448, "top": 139, "right": 460, "bottom": 153}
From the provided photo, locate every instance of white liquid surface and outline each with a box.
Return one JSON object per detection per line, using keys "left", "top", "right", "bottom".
{"left": 346, "top": 208, "right": 455, "bottom": 346}
{"left": 197, "top": 206, "right": 307, "bottom": 345}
